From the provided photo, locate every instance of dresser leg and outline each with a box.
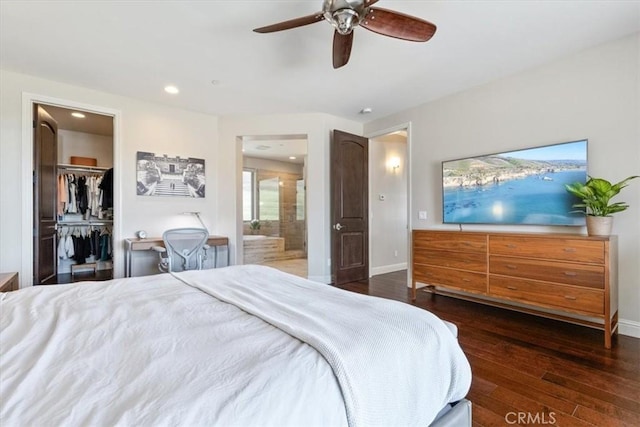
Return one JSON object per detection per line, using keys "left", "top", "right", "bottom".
{"left": 604, "top": 311, "right": 619, "bottom": 349}
{"left": 604, "top": 312, "right": 614, "bottom": 349}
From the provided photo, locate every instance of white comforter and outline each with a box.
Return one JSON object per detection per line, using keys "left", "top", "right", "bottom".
{"left": 1, "top": 265, "right": 471, "bottom": 427}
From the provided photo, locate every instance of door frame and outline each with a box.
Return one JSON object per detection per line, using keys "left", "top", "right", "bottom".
{"left": 237, "top": 134, "right": 309, "bottom": 270}
{"left": 364, "top": 122, "right": 412, "bottom": 284}
{"left": 21, "top": 93, "right": 122, "bottom": 287}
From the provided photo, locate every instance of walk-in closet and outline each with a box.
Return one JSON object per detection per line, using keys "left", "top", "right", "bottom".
{"left": 34, "top": 104, "right": 115, "bottom": 284}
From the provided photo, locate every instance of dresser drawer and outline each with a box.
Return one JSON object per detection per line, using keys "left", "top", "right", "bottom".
{"left": 414, "top": 250, "right": 486, "bottom": 273}
{"left": 489, "top": 256, "right": 605, "bottom": 289}
{"left": 489, "top": 235, "right": 604, "bottom": 263}
{"left": 489, "top": 275, "right": 604, "bottom": 315}
{"left": 414, "top": 265, "right": 486, "bottom": 293}
{"left": 413, "top": 231, "right": 486, "bottom": 253}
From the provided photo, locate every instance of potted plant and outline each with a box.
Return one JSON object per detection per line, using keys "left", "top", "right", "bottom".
{"left": 565, "top": 175, "right": 638, "bottom": 236}
{"left": 249, "top": 219, "right": 261, "bottom": 235}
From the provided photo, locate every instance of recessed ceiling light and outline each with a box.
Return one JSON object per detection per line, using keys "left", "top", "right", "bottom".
{"left": 71, "top": 112, "right": 85, "bottom": 118}
{"left": 289, "top": 156, "right": 296, "bottom": 160}
{"left": 164, "top": 85, "right": 179, "bottom": 94}
{"left": 211, "top": 80, "right": 221, "bottom": 86}
{"left": 359, "top": 107, "right": 373, "bottom": 114}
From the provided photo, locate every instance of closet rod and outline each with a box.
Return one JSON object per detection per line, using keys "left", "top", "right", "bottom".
{"left": 57, "top": 221, "right": 112, "bottom": 227}
{"left": 58, "top": 164, "right": 109, "bottom": 173}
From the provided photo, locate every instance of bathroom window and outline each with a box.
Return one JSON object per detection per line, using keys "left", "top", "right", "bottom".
{"left": 296, "top": 179, "right": 305, "bottom": 220}
{"left": 242, "top": 169, "right": 255, "bottom": 221}
{"left": 258, "top": 177, "right": 280, "bottom": 220}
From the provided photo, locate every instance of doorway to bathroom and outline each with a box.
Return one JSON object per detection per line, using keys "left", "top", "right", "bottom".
{"left": 241, "top": 135, "right": 308, "bottom": 278}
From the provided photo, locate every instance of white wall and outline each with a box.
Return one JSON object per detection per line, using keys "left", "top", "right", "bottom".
{"left": 364, "top": 33, "right": 640, "bottom": 337}
{"left": 218, "top": 114, "right": 362, "bottom": 283}
{"left": 243, "top": 157, "right": 304, "bottom": 174}
{"left": 0, "top": 69, "right": 362, "bottom": 284}
{"left": 369, "top": 133, "right": 408, "bottom": 275}
{"left": 58, "top": 129, "right": 113, "bottom": 167}
{"left": 0, "top": 70, "right": 220, "bottom": 283}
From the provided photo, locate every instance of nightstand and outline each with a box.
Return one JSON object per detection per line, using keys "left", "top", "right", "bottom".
{"left": 0, "top": 272, "right": 19, "bottom": 292}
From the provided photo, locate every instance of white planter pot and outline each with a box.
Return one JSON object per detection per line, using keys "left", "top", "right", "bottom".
{"left": 586, "top": 216, "right": 613, "bottom": 236}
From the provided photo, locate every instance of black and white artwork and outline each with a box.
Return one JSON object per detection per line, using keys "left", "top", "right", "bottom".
{"left": 136, "top": 151, "right": 205, "bottom": 198}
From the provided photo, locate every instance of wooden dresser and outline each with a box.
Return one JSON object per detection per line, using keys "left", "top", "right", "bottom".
{"left": 412, "top": 230, "right": 617, "bottom": 348}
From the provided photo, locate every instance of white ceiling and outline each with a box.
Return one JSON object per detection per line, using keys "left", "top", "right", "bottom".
{"left": 1, "top": 1, "right": 639, "bottom": 124}
{"left": 242, "top": 135, "right": 308, "bottom": 164}
{"left": 41, "top": 105, "right": 114, "bottom": 136}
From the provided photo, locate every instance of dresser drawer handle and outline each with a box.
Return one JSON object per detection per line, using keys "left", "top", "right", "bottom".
{"left": 564, "top": 271, "right": 577, "bottom": 277}
{"left": 462, "top": 278, "right": 471, "bottom": 282}
{"left": 506, "top": 264, "right": 518, "bottom": 270}
{"left": 507, "top": 286, "right": 518, "bottom": 290}
{"left": 506, "top": 244, "right": 517, "bottom": 249}
{"left": 564, "top": 295, "right": 577, "bottom": 300}
{"left": 563, "top": 247, "right": 577, "bottom": 253}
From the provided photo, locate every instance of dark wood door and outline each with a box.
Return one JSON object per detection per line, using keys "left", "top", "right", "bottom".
{"left": 331, "top": 130, "right": 369, "bottom": 285}
{"left": 33, "top": 104, "right": 58, "bottom": 284}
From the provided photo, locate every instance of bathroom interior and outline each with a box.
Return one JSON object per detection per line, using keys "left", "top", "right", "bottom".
{"left": 242, "top": 135, "right": 308, "bottom": 278}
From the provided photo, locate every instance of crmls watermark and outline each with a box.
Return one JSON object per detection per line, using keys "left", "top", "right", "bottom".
{"left": 505, "top": 412, "right": 557, "bottom": 425}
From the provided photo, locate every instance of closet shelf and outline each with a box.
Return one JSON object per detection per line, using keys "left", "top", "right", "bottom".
{"left": 58, "top": 164, "right": 110, "bottom": 173}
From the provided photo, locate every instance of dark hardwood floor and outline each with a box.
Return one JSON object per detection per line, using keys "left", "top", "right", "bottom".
{"left": 337, "top": 270, "right": 639, "bottom": 427}
{"left": 39, "top": 269, "right": 113, "bottom": 285}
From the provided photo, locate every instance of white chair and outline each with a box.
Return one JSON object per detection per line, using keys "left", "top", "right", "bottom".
{"left": 152, "top": 228, "right": 209, "bottom": 272}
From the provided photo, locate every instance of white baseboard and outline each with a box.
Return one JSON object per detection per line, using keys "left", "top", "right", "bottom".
{"left": 619, "top": 319, "right": 640, "bottom": 338}
{"left": 371, "top": 263, "right": 407, "bottom": 277}
{"left": 309, "top": 274, "right": 331, "bottom": 284}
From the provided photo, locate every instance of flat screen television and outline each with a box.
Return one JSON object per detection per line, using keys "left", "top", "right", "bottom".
{"left": 442, "top": 139, "right": 588, "bottom": 226}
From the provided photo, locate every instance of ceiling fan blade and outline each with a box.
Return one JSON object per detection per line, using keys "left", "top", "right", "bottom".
{"left": 361, "top": 7, "right": 436, "bottom": 42}
{"left": 333, "top": 30, "right": 354, "bottom": 69}
{"left": 253, "top": 12, "right": 324, "bottom": 33}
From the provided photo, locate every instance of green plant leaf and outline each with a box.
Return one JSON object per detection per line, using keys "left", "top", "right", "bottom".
{"left": 565, "top": 175, "right": 638, "bottom": 216}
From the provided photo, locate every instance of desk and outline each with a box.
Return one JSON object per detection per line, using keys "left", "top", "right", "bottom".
{"left": 125, "top": 236, "right": 229, "bottom": 277}
{"left": 0, "top": 272, "right": 19, "bottom": 292}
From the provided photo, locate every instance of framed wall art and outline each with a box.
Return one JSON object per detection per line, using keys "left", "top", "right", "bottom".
{"left": 136, "top": 151, "right": 205, "bottom": 198}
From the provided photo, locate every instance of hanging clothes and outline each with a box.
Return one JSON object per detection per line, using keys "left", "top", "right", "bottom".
{"left": 57, "top": 175, "right": 67, "bottom": 217}
{"left": 58, "top": 171, "right": 108, "bottom": 218}
{"left": 99, "top": 168, "right": 114, "bottom": 210}
{"left": 55, "top": 165, "right": 115, "bottom": 279}
{"left": 57, "top": 230, "right": 74, "bottom": 260}
{"left": 99, "top": 231, "right": 112, "bottom": 261}
{"left": 89, "top": 176, "right": 101, "bottom": 217}
{"left": 91, "top": 229, "right": 101, "bottom": 258}
{"left": 77, "top": 176, "right": 88, "bottom": 215}
{"left": 67, "top": 175, "right": 78, "bottom": 214}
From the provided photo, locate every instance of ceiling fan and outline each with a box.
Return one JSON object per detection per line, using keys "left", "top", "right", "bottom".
{"left": 253, "top": 0, "right": 437, "bottom": 69}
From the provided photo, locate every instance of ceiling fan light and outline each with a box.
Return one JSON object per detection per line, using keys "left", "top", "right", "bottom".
{"left": 330, "top": 9, "right": 360, "bottom": 35}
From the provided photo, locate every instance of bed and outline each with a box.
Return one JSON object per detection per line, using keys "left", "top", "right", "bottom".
{"left": 1, "top": 265, "right": 471, "bottom": 426}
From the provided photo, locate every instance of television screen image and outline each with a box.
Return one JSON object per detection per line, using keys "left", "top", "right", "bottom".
{"left": 442, "top": 140, "right": 588, "bottom": 226}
